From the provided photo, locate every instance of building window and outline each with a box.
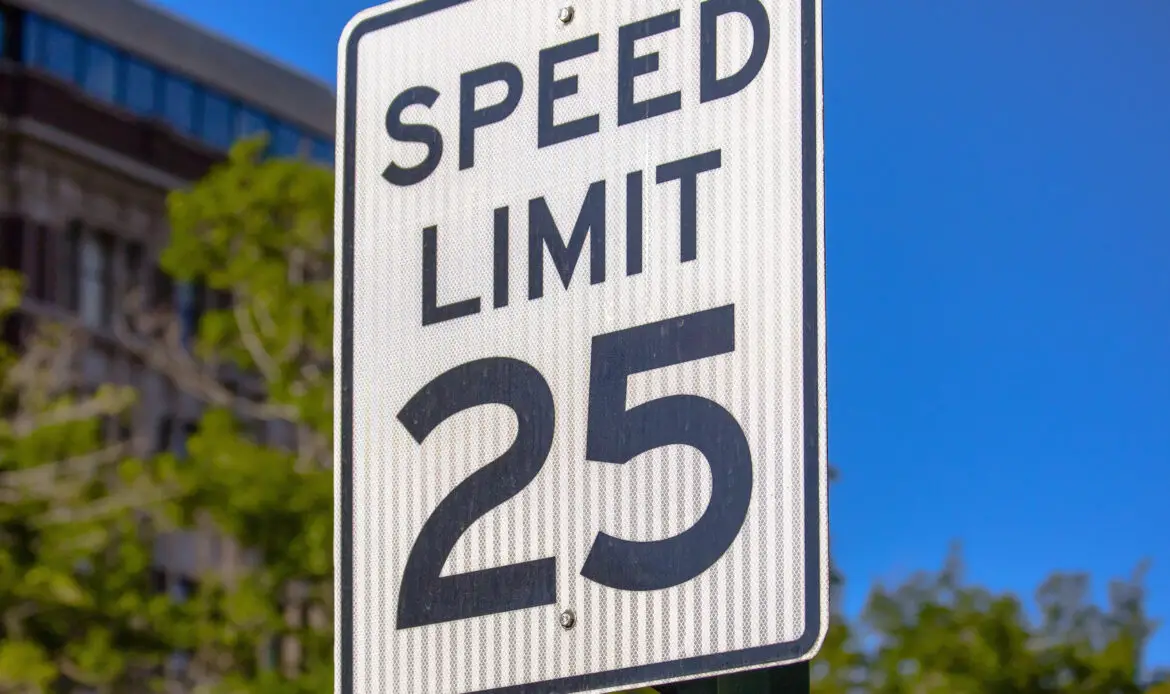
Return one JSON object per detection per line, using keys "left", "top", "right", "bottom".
{"left": 21, "top": 14, "right": 43, "bottom": 65}
{"left": 124, "top": 57, "right": 158, "bottom": 116}
{"left": 40, "top": 19, "right": 80, "bottom": 83}
{"left": 98, "top": 409, "right": 133, "bottom": 447}
{"left": 183, "top": 421, "right": 197, "bottom": 457}
{"left": 116, "top": 417, "right": 133, "bottom": 445}
{"left": 164, "top": 575, "right": 197, "bottom": 682}
{"left": 81, "top": 39, "right": 119, "bottom": 103}
{"left": 0, "top": 220, "right": 21, "bottom": 272}
{"left": 16, "top": 12, "right": 326, "bottom": 167}
{"left": 2, "top": 313, "right": 23, "bottom": 353}
{"left": 271, "top": 121, "right": 302, "bottom": 158}
{"left": 310, "top": 137, "right": 333, "bottom": 166}
{"left": 24, "top": 225, "right": 54, "bottom": 303}
{"left": 169, "top": 574, "right": 196, "bottom": 602}
{"left": 62, "top": 222, "right": 79, "bottom": 311}
{"left": 200, "top": 89, "right": 235, "bottom": 150}
{"left": 157, "top": 417, "right": 198, "bottom": 459}
{"left": 176, "top": 281, "right": 205, "bottom": 347}
{"left": 78, "top": 232, "right": 113, "bottom": 329}
{"left": 236, "top": 107, "right": 270, "bottom": 142}
{"left": 149, "top": 568, "right": 167, "bottom": 594}
{"left": 163, "top": 74, "right": 196, "bottom": 136}
{"left": 125, "top": 239, "right": 145, "bottom": 293}
{"left": 150, "top": 265, "right": 174, "bottom": 310}
{"left": 207, "top": 288, "right": 232, "bottom": 315}
{"left": 248, "top": 418, "right": 269, "bottom": 446}
{"left": 154, "top": 416, "right": 172, "bottom": 454}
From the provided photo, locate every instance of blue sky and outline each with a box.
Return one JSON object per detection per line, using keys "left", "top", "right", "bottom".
{"left": 152, "top": 0, "right": 1170, "bottom": 667}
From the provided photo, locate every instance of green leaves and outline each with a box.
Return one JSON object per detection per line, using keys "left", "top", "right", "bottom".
{"left": 138, "top": 141, "right": 337, "bottom": 690}
{"left": 1, "top": 277, "right": 180, "bottom": 690}
{"left": 163, "top": 138, "right": 333, "bottom": 397}
{"left": 813, "top": 547, "right": 1158, "bottom": 694}
{"left": 20, "top": 567, "right": 87, "bottom": 607}
{"left": 0, "top": 640, "right": 56, "bottom": 692}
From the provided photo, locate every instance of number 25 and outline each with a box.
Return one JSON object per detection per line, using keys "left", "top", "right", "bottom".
{"left": 395, "top": 304, "right": 752, "bottom": 629}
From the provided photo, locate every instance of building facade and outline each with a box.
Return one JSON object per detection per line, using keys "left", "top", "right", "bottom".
{"left": 0, "top": 0, "right": 335, "bottom": 663}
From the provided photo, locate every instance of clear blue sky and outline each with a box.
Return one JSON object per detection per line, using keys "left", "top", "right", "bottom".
{"left": 152, "top": 0, "right": 1170, "bottom": 667}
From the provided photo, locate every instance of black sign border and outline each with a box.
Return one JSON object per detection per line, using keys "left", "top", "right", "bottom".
{"left": 337, "top": 0, "right": 824, "bottom": 690}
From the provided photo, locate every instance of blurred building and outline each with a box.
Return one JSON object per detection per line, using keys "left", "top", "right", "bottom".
{"left": 0, "top": 0, "right": 335, "bottom": 654}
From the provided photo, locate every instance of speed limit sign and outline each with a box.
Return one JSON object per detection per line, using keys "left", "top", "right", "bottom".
{"left": 334, "top": 0, "right": 827, "bottom": 691}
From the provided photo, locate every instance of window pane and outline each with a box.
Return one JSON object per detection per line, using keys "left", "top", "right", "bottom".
{"left": 29, "top": 225, "right": 52, "bottom": 302}
{"left": 21, "top": 15, "right": 42, "bottom": 63}
{"left": 79, "top": 234, "right": 108, "bottom": 329}
{"left": 155, "top": 417, "right": 173, "bottom": 455}
{"left": 63, "top": 223, "right": 80, "bottom": 311}
{"left": 163, "top": 75, "right": 195, "bottom": 135}
{"left": 168, "top": 651, "right": 191, "bottom": 680}
{"left": 125, "top": 57, "right": 157, "bottom": 116}
{"left": 177, "top": 280, "right": 204, "bottom": 348}
{"left": 82, "top": 40, "right": 119, "bottom": 103}
{"left": 271, "top": 122, "right": 301, "bottom": 157}
{"left": 43, "top": 21, "right": 79, "bottom": 82}
{"left": 126, "top": 241, "right": 144, "bottom": 293}
{"left": 150, "top": 266, "right": 173, "bottom": 309}
{"left": 168, "top": 575, "right": 195, "bottom": 601}
{"left": 310, "top": 137, "right": 334, "bottom": 166}
{"left": 200, "top": 90, "right": 235, "bottom": 150}
{"left": 0, "top": 219, "right": 20, "bottom": 271}
{"left": 236, "top": 107, "right": 270, "bottom": 141}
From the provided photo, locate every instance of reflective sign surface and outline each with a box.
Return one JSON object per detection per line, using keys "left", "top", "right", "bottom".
{"left": 335, "top": 0, "right": 827, "bottom": 691}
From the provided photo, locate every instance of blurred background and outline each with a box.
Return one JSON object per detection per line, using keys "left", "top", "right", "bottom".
{"left": 0, "top": 0, "right": 1166, "bottom": 691}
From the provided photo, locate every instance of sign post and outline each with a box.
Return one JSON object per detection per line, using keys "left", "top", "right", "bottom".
{"left": 656, "top": 661, "right": 810, "bottom": 693}
{"left": 335, "top": 0, "right": 826, "bottom": 691}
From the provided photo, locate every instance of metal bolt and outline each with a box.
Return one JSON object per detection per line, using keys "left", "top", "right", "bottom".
{"left": 558, "top": 5, "right": 575, "bottom": 24}
{"left": 559, "top": 609, "right": 576, "bottom": 629}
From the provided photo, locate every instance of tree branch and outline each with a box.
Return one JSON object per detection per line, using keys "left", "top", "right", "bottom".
{"left": 6, "top": 387, "right": 135, "bottom": 438}
{"left": 0, "top": 438, "right": 142, "bottom": 498}
{"left": 111, "top": 292, "right": 297, "bottom": 422}
{"left": 234, "top": 299, "right": 282, "bottom": 384}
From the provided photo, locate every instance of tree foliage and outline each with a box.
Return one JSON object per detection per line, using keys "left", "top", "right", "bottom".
{"left": 1, "top": 141, "right": 1165, "bottom": 692}
{"left": 129, "top": 137, "right": 333, "bottom": 691}
{"left": 811, "top": 548, "right": 1164, "bottom": 694}
{"left": 0, "top": 271, "right": 179, "bottom": 692}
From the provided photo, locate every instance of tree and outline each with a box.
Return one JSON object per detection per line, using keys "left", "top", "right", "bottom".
{"left": 811, "top": 547, "right": 1162, "bottom": 694}
{"left": 106, "top": 137, "right": 335, "bottom": 691}
{"left": 0, "top": 271, "right": 181, "bottom": 692}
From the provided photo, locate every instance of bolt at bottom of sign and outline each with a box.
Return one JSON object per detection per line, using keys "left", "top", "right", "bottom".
{"left": 560, "top": 609, "right": 576, "bottom": 629}
{"left": 558, "top": 6, "right": 575, "bottom": 24}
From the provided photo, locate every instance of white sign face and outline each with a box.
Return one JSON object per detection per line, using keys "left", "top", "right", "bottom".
{"left": 335, "top": 0, "right": 826, "bottom": 691}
